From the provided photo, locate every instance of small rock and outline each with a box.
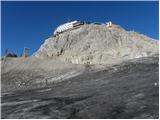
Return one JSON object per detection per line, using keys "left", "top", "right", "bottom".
{"left": 154, "top": 82, "right": 158, "bottom": 86}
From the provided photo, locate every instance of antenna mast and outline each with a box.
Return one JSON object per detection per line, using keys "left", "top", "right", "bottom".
{"left": 23, "top": 47, "right": 29, "bottom": 57}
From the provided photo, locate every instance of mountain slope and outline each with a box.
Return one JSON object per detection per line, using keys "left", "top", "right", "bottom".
{"left": 1, "top": 56, "right": 159, "bottom": 119}
{"left": 1, "top": 23, "right": 159, "bottom": 119}
{"left": 34, "top": 24, "right": 158, "bottom": 64}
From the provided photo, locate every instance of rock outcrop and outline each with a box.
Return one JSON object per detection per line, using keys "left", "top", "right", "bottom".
{"left": 34, "top": 23, "right": 158, "bottom": 64}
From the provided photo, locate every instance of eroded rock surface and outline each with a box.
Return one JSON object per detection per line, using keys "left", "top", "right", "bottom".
{"left": 34, "top": 24, "right": 158, "bottom": 64}
{"left": 1, "top": 56, "right": 159, "bottom": 119}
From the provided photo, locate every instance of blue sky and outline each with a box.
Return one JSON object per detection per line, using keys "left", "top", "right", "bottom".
{"left": 1, "top": 1, "right": 159, "bottom": 56}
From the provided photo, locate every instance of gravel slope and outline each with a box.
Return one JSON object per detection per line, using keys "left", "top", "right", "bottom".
{"left": 1, "top": 56, "right": 159, "bottom": 119}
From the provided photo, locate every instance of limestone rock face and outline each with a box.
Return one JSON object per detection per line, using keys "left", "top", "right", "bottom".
{"left": 33, "top": 24, "right": 159, "bottom": 64}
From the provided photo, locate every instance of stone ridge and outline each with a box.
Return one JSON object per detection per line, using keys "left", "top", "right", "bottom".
{"left": 33, "top": 24, "right": 159, "bottom": 64}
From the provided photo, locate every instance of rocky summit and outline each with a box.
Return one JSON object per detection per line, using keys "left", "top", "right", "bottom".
{"left": 34, "top": 23, "right": 158, "bottom": 64}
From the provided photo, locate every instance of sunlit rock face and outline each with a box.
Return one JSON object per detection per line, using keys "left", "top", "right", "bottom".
{"left": 34, "top": 23, "right": 158, "bottom": 64}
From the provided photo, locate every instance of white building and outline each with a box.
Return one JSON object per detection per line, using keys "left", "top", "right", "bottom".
{"left": 54, "top": 21, "right": 83, "bottom": 35}
{"left": 106, "top": 21, "right": 112, "bottom": 27}
{"left": 53, "top": 20, "right": 112, "bottom": 36}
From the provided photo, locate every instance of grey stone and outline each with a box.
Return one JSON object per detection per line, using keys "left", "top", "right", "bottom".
{"left": 33, "top": 24, "right": 158, "bottom": 64}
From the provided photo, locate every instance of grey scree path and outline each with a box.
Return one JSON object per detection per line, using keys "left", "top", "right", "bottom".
{"left": 1, "top": 56, "right": 159, "bottom": 119}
